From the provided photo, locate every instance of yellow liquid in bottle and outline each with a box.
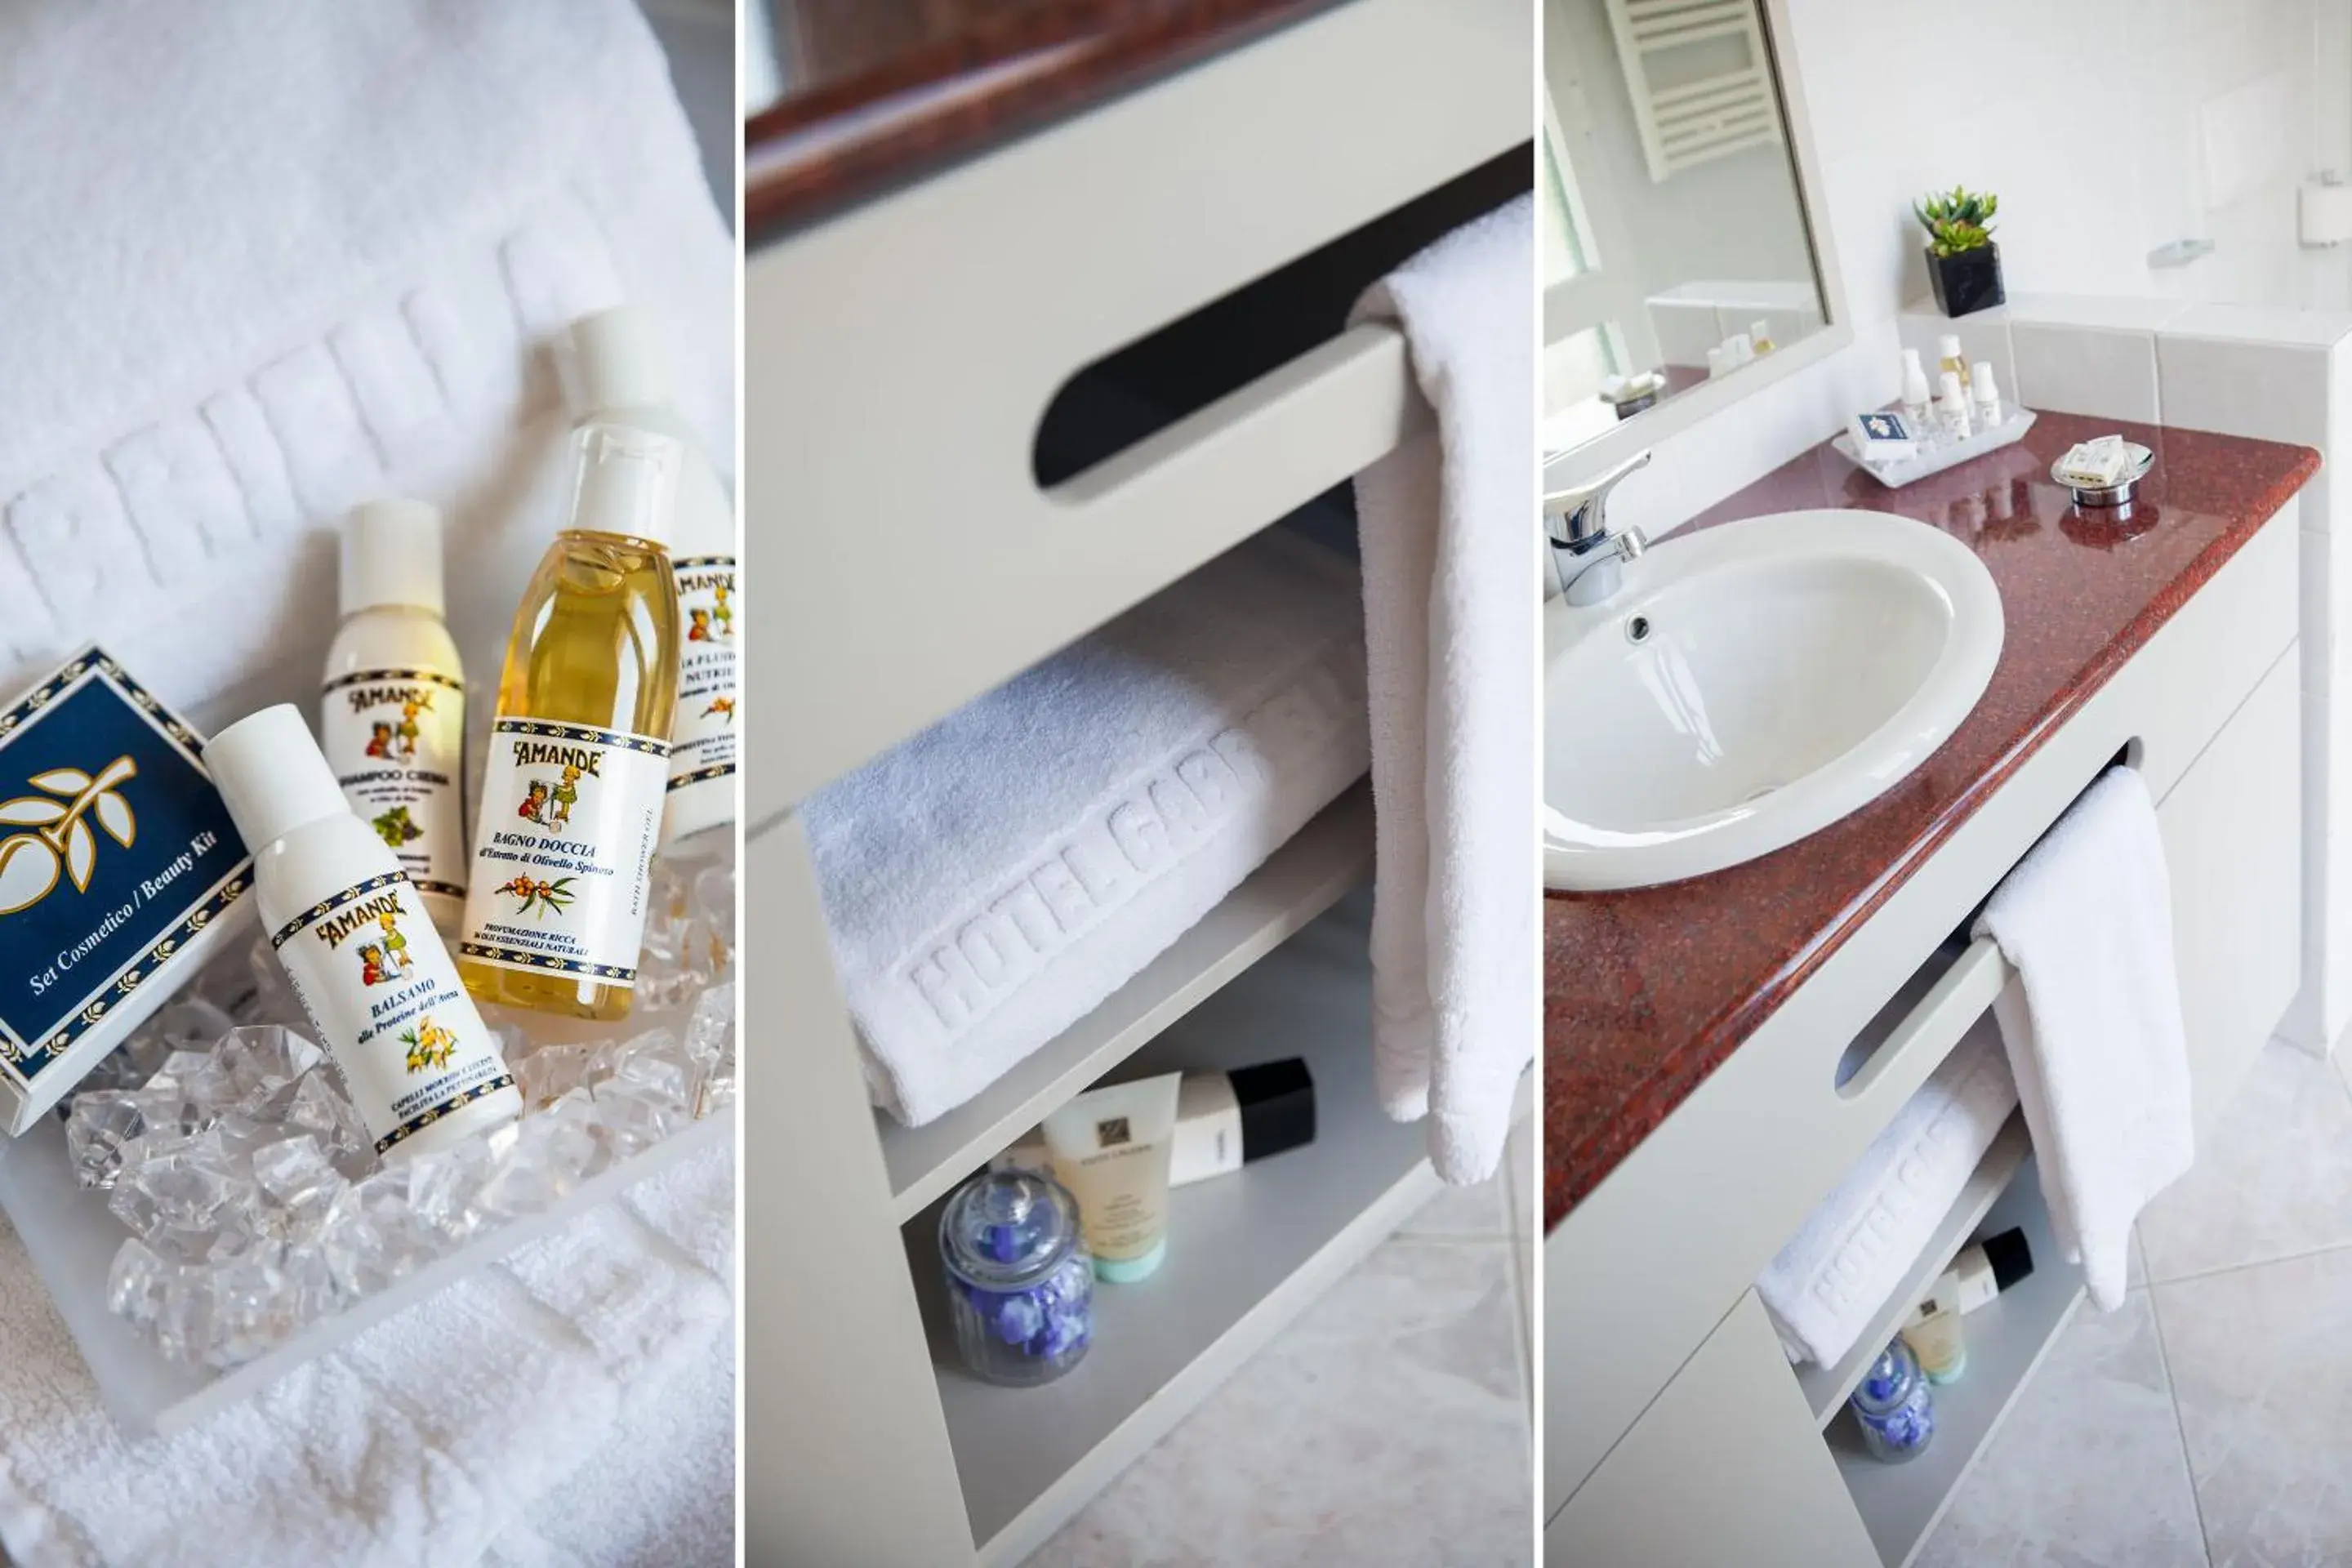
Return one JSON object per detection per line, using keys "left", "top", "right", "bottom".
{"left": 459, "top": 528, "right": 679, "bottom": 1021}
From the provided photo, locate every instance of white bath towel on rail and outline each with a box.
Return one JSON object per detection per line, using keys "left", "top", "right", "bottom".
{"left": 1976, "top": 765, "right": 2194, "bottom": 1310}
{"left": 1349, "top": 196, "right": 1539, "bottom": 1183}
{"left": 804, "top": 531, "right": 1372, "bottom": 1127}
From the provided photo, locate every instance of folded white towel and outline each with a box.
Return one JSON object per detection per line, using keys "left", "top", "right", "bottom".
{"left": 0, "top": 0, "right": 735, "bottom": 725}
{"left": 1758, "top": 1024, "right": 2020, "bottom": 1369}
{"left": 0, "top": 1144, "right": 734, "bottom": 1568}
{"left": 1349, "top": 197, "right": 1539, "bottom": 1183}
{"left": 804, "top": 532, "right": 1371, "bottom": 1127}
{"left": 1976, "top": 766, "right": 2194, "bottom": 1310}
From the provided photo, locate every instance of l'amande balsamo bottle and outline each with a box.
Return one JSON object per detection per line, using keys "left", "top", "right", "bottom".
{"left": 456, "top": 421, "right": 684, "bottom": 1022}
{"left": 206, "top": 705, "right": 521, "bottom": 1160}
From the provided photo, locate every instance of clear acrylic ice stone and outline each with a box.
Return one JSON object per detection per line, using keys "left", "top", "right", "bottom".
{"left": 65, "top": 1090, "right": 146, "bottom": 1190}
{"left": 216, "top": 1025, "right": 325, "bottom": 1100}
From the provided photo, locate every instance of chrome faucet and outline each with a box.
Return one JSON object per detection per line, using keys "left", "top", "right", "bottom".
{"left": 1546, "top": 449, "right": 1652, "bottom": 607}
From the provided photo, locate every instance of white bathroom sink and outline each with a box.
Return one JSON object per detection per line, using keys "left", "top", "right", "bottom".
{"left": 1545, "top": 509, "right": 2003, "bottom": 892}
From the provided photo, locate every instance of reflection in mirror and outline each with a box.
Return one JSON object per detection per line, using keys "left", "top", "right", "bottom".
{"left": 1543, "top": 0, "right": 1827, "bottom": 454}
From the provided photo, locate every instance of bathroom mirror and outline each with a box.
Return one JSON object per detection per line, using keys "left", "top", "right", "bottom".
{"left": 1543, "top": 0, "right": 1840, "bottom": 457}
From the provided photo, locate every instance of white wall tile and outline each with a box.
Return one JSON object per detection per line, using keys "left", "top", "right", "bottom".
{"left": 2156, "top": 329, "right": 2335, "bottom": 444}
{"left": 2009, "top": 323, "right": 2162, "bottom": 422}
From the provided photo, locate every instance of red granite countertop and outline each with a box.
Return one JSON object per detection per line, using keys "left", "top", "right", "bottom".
{"left": 1544, "top": 412, "right": 2320, "bottom": 1232}
{"left": 746, "top": 0, "right": 1343, "bottom": 238}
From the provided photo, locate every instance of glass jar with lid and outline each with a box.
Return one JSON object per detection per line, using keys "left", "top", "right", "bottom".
{"left": 939, "top": 1168, "right": 1094, "bottom": 1386}
{"left": 1850, "top": 1336, "right": 1937, "bottom": 1463}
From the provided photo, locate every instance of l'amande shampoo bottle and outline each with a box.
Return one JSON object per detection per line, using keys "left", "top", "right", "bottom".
{"left": 319, "top": 499, "right": 467, "bottom": 936}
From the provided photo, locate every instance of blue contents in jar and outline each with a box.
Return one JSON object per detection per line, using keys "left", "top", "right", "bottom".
{"left": 1851, "top": 1338, "right": 1936, "bottom": 1463}
{"left": 940, "top": 1168, "right": 1094, "bottom": 1386}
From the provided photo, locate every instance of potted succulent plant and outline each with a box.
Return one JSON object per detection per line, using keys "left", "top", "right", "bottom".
{"left": 1915, "top": 186, "right": 2005, "bottom": 317}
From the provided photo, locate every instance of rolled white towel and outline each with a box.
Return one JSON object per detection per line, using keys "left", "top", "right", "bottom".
{"left": 803, "top": 531, "right": 1370, "bottom": 1127}
{"left": 1758, "top": 1022, "right": 2019, "bottom": 1368}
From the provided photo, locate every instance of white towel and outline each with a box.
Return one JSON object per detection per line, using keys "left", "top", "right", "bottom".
{"left": 1348, "top": 197, "right": 1539, "bottom": 1183}
{"left": 0, "top": 0, "right": 736, "bottom": 727}
{"left": 1757, "top": 1025, "right": 2019, "bottom": 1369}
{"left": 1976, "top": 766, "right": 2194, "bottom": 1310}
{"left": 0, "top": 1144, "right": 734, "bottom": 1568}
{"left": 804, "top": 532, "right": 1371, "bottom": 1127}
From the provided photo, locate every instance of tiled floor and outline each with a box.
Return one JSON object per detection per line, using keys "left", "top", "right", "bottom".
{"left": 1024, "top": 1115, "right": 1535, "bottom": 1566}
{"left": 1918, "top": 1039, "right": 2352, "bottom": 1566}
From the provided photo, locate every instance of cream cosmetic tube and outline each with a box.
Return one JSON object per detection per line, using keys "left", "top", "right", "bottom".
{"left": 1044, "top": 1071, "right": 1180, "bottom": 1283}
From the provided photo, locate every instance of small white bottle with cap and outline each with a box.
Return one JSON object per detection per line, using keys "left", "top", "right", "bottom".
{"left": 206, "top": 705, "right": 521, "bottom": 1161}
{"left": 559, "top": 305, "right": 737, "bottom": 849}
{"left": 320, "top": 499, "right": 467, "bottom": 936}
{"left": 1937, "top": 369, "right": 1975, "bottom": 442}
{"left": 1900, "top": 348, "right": 1934, "bottom": 432}
{"left": 1969, "top": 360, "right": 2003, "bottom": 430}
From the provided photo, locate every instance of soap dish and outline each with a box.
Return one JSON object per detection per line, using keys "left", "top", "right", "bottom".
{"left": 2052, "top": 443, "right": 2155, "bottom": 510}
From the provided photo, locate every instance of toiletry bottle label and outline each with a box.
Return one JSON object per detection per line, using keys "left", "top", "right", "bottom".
{"left": 668, "top": 555, "right": 737, "bottom": 798}
{"left": 460, "top": 718, "right": 669, "bottom": 985}
{"left": 320, "top": 669, "right": 466, "bottom": 901}
{"left": 269, "top": 871, "right": 512, "bottom": 1155}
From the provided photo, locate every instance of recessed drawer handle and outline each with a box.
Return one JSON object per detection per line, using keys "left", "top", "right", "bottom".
{"left": 1045, "top": 322, "right": 1428, "bottom": 510}
{"left": 1838, "top": 934, "right": 2016, "bottom": 1107}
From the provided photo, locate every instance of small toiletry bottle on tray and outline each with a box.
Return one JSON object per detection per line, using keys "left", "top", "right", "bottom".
{"left": 559, "top": 306, "right": 737, "bottom": 852}
{"left": 457, "top": 422, "right": 684, "bottom": 1022}
{"left": 207, "top": 705, "right": 520, "bottom": 1161}
{"left": 320, "top": 499, "right": 468, "bottom": 936}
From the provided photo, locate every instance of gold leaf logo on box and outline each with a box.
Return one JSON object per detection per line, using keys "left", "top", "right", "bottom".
{"left": 0, "top": 755, "right": 137, "bottom": 915}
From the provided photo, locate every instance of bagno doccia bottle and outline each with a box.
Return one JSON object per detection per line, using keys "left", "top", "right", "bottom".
{"left": 206, "top": 706, "right": 521, "bottom": 1160}
{"left": 559, "top": 305, "right": 736, "bottom": 849}
{"left": 457, "top": 421, "right": 684, "bottom": 1022}
{"left": 320, "top": 499, "right": 466, "bottom": 936}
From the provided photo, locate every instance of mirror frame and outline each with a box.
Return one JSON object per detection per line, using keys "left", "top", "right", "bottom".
{"left": 1541, "top": 0, "right": 1850, "bottom": 470}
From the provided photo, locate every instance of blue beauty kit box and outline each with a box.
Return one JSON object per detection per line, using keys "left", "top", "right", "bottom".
{"left": 0, "top": 647, "right": 254, "bottom": 1132}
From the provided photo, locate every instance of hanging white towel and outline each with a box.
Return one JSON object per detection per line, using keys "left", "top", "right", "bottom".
{"left": 1757, "top": 1024, "right": 2019, "bottom": 1369}
{"left": 1975, "top": 766, "right": 2194, "bottom": 1310}
{"left": 803, "top": 532, "right": 1371, "bottom": 1127}
{"left": 1348, "top": 196, "right": 1538, "bottom": 1183}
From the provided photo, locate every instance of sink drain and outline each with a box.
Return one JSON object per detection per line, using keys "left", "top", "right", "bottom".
{"left": 1624, "top": 614, "right": 1652, "bottom": 645}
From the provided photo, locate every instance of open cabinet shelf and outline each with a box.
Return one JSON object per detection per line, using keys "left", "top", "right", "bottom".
{"left": 1825, "top": 1154, "right": 2083, "bottom": 1567}
{"left": 897, "top": 890, "right": 1437, "bottom": 1564}
{"left": 875, "top": 782, "right": 1375, "bottom": 1223}
{"left": 1797, "top": 1089, "right": 2032, "bottom": 1424}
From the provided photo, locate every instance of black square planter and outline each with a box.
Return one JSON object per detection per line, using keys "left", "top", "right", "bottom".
{"left": 1927, "top": 243, "right": 2006, "bottom": 317}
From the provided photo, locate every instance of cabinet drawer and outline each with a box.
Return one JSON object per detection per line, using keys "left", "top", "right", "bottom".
{"left": 1547, "top": 1292, "right": 1876, "bottom": 1568}
{"left": 744, "top": 0, "right": 1530, "bottom": 813}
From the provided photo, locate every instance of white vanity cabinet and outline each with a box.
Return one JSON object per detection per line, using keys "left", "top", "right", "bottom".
{"left": 1547, "top": 1292, "right": 1878, "bottom": 1568}
{"left": 1548, "top": 497, "right": 2305, "bottom": 1566}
